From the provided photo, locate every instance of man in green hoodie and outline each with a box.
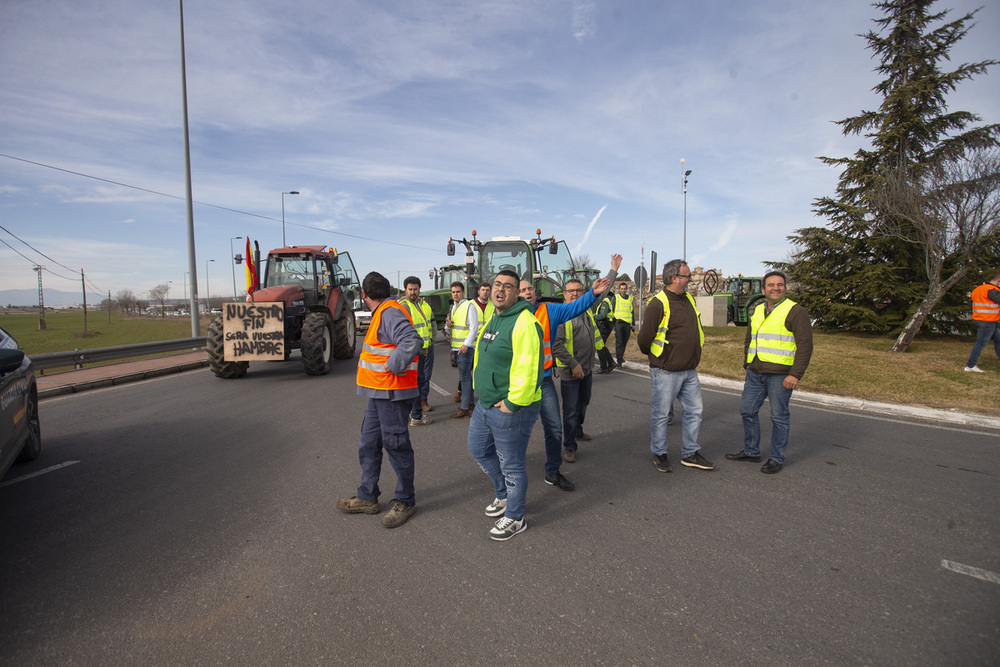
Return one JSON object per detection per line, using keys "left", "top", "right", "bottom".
{"left": 466, "top": 269, "right": 544, "bottom": 541}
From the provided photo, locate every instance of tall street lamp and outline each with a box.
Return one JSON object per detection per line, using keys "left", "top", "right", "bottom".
{"left": 205, "top": 259, "right": 215, "bottom": 310}
{"left": 681, "top": 158, "right": 692, "bottom": 262}
{"left": 281, "top": 191, "right": 299, "bottom": 247}
{"left": 230, "top": 235, "right": 243, "bottom": 299}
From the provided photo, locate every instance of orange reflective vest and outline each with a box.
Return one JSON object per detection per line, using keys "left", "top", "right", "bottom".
{"left": 356, "top": 300, "right": 419, "bottom": 391}
{"left": 971, "top": 283, "right": 1000, "bottom": 322}
{"left": 533, "top": 303, "right": 554, "bottom": 371}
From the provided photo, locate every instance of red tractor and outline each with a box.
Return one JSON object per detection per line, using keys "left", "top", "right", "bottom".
{"left": 207, "top": 245, "right": 361, "bottom": 378}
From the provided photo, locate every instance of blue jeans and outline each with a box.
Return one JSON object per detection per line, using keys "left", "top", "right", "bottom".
{"left": 456, "top": 348, "right": 475, "bottom": 410}
{"left": 560, "top": 372, "right": 592, "bottom": 451}
{"left": 967, "top": 321, "right": 1000, "bottom": 367}
{"left": 539, "top": 376, "right": 563, "bottom": 476}
{"left": 410, "top": 344, "right": 435, "bottom": 418}
{"left": 739, "top": 368, "right": 793, "bottom": 464}
{"left": 466, "top": 402, "right": 540, "bottom": 520}
{"left": 649, "top": 367, "right": 703, "bottom": 458}
{"left": 357, "top": 398, "right": 415, "bottom": 505}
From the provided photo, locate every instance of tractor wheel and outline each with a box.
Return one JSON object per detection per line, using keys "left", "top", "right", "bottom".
{"left": 333, "top": 308, "right": 357, "bottom": 360}
{"left": 744, "top": 296, "right": 766, "bottom": 324}
{"left": 301, "top": 312, "right": 333, "bottom": 375}
{"left": 207, "top": 318, "right": 249, "bottom": 378}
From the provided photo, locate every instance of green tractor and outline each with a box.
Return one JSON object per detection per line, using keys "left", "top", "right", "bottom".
{"left": 445, "top": 229, "right": 581, "bottom": 308}
{"left": 422, "top": 264, "right": 467, "bottom": 332}
{"left": 719, "top": 275, "right": 765, "bottom": 326}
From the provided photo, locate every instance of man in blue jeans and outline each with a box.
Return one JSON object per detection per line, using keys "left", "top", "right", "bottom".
{"left": 726, "top": 271, "right": 813, "bottom": 474}
{"left": 519, "top": 255, "right": 619, "bottom": 491}
{"left": 637, "top": 259, "right": 714, "bottom": 473}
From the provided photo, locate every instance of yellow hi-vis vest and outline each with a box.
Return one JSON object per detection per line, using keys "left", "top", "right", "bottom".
{"left": 450, "top": 299, "right": 485, "bottom": 349}
{"left": 649, "top": 291, "right": 704, "bottom": 356}
{"left": 746, "top": 299, "right": 797, "bottom": 365}
{"left": 613, "top": 293, "right": 634, "bottom": 324}
{"left": 402, "top": 298, "right": 433, "bottom": 350}
{"left": 555, "top": 311, "right": 604, "bottom": 367}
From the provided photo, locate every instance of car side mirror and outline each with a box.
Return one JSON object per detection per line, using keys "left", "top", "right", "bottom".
{"left": 0, "top": 348, "right": 25, "bottom": 374}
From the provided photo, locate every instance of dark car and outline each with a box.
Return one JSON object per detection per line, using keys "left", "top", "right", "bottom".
{"left": 0, "top": 326, "right": 41, "bottom": 480}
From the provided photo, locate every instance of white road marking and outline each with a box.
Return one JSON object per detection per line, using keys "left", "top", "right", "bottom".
{"left": 1, "top": 460, "right": 80, "bottom": 488}
{"left": 941, "top": 559, "right": 1000, "bottom": 585}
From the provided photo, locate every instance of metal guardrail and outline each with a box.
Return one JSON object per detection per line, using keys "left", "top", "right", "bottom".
{"left": 30, "top": 337, "right": 207, "bottom": 372}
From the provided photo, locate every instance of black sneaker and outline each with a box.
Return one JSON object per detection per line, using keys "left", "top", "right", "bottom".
{"left": 544, "top": 471, "right": 575, "bottom": 491}
{"left": 680, "top": 452, "right": 715, "bottom": 470}
{"left": 653, "top": 454, "right": 672, "bottom": 473}
{"left": 725, "top": 450, "right": 762, "bottom": 462}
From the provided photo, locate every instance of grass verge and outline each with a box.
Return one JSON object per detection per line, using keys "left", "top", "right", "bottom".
{"left": 615, "top": 326, "right": 999, "bottom": 417}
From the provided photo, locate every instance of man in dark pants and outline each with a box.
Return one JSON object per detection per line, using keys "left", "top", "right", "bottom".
{"left": 594, "top": 294, "right": 616, "bottom": 373}
{"left": 553, "top": 279, "right": 606, "bottom": 462}
{"left": 612, "top": 281, "right": 635, "bottom": 367}
{"left": 337, "top": 272, "right": 423, "bottom": 529}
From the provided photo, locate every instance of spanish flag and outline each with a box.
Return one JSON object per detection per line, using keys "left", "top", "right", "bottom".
{"left": 245, "top": 237, "right": 258, "bottom": 294}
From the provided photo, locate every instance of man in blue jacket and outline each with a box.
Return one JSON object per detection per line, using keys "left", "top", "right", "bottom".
{"left": 519, "top": 253, "right": 621, "bottom": 491}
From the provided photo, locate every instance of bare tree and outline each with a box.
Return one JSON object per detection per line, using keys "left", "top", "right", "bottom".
{"left": 148, "top": 283, "right": 171, "bottom": 318}
{"left": 876, "top": 148, "right": 1000, "bottom": 352}
{"left": 573, "top": 253, "right": 596, "bottom": 269}
{"left": 115, "top": 289, "right": 137, "bottom": 316}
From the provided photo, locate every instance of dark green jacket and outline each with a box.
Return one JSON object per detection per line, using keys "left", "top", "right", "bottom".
{"left": 473, "top": 297, "right": 543, "bottom": 412}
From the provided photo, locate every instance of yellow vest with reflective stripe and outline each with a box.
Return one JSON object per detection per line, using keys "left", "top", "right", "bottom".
{"left": 613, "top": 293, "right": 634, "bottom": 324}
{"left": 402, "top": 298, "right": 433, "bottom": 350}
{"left": 451, "top": 299, "right": 485, "bottom": 349}
{"left": 556, "top": 311, "right": 604, "bottom": 367}
{"left": 746, "top": 299, "right": 797, "bottom": 365}
{"left": 649, "top": 291, "right": 704, "bottom": 356}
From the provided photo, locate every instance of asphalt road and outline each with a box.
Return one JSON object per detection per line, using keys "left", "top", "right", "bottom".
{"left": 2, "top": 340, "right": 998, "bottom": 665}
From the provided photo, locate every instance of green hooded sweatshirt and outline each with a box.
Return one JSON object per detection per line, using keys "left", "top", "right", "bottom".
{"left": 473, "top": 297, "right": 543, "bottom": 412}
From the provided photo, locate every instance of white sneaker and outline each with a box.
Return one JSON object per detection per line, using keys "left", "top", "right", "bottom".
{"left": 485, "top": 498, "right": 507, "bottom": 517}
{"left": 489, "top": 516, "right": 527, "bottom": 541}
{"left": 964, "top": 365, "right": 985, "bottom": 373}
{"left": 409, "top": 415, "right": 432, "bottom": 426}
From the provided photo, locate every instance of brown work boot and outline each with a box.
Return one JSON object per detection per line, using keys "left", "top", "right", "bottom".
{"left": 422, "top": 400, "right": 434, "bottom": 413}
{"left": 336, "top": 496, "right": 380, "bottom": 514}
{"left": 382, "top": 499, "right": 417, "bottom": 528}
{"left": 449, "top": 408, "right": 471, "bottom": 419}
{"left": 562, "top": 448, "right": 576, "bottom": 463}
{"left": 453, "top": 390, "right": 462, "bottom": 403}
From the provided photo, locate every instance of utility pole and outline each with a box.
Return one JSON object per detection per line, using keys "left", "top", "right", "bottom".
{"left": 81, "top": 269, "right": 88, "bottom": 335}
{"left": 34, "top": 265, "right": 46, "bottom": 330}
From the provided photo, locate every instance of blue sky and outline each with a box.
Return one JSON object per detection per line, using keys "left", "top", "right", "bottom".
{"left": 1, "top": 0, "right": 998, "bottom": 303}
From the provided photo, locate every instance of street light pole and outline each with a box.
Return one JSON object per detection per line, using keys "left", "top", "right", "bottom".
{"left": 183, "top": 272, "right": 189, "bottom": 302}
{"left": 681, "top": 158, "right": 692, "bottom": 262}
{"left": 230, "top": 236, "right": 243, "bottom": 299}
{"left": 205, "top": 259, "right": 215, "bottom": 310}
{"left": 281, "top": 191, "right": 299, "bottom": 247}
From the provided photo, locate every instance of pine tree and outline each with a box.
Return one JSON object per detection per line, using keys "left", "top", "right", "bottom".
{"left": 777, "top": 0, "right": 998, "bottom": 335}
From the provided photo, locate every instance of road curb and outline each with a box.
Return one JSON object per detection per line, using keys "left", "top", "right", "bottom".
{"left": 619, "top": 361, "right": 1000, "bottom": 432}
{"left": 38, "top": 359, "right": 210, "bottom": 399}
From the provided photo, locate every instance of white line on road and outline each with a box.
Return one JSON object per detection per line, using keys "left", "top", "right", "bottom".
{"left": 1, "top": 460, "right": 80, "bottom": 488}
{"left": 941, "top": 559, "right": 1000, "bottom": 585}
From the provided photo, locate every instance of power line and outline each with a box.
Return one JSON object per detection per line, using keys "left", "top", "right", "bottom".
{"left": 0, "top": 224, "right": 106, "bottom": 293}
{"left": 0, "top": 152, "right": 444, "bottom": 253}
